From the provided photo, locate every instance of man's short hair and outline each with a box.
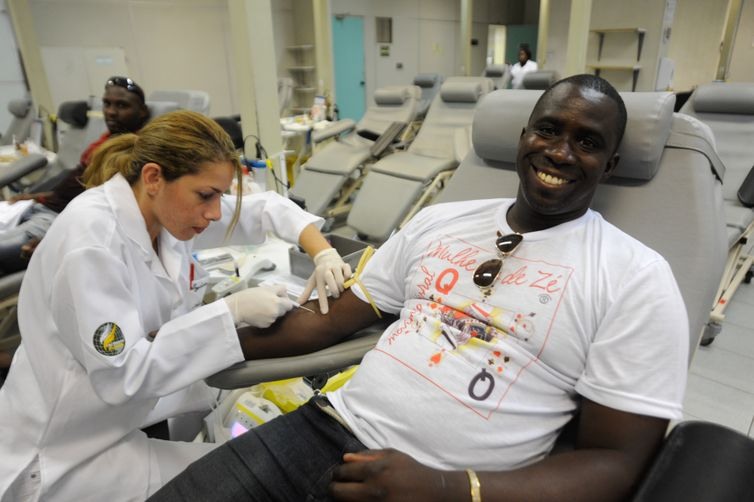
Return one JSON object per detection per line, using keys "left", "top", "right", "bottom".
{"left": 519, "top": 44, "right": 532, "bottom": 60}
{"left": 105, "top": 76, "right": 146, "bottom": 104}
{"left": 536, "top": 74, "right": 628, "bottom": 150}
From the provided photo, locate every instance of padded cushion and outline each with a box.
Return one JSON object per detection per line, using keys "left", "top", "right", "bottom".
{"left": 692, "top": 82, "right": 754, "bottom": 115}
{"left": 413, "top": 73, "right": 440, "bottom": 88}
{"left": 57, "top": 100, "right": 89, "bottom": 128}
{"left": 472, "top": 89, "right": 675, "bottom": 181}
{"left": 8, "top": 98, "right": 31, "bottom": 118}
{"left": 371, "top": 151, "right": 455, "bottom": 182}
{"left": 523, "top": 71, "right": 559, "bottom": 90}
{"left": 441, "top": 80, "right": 489, "bottom": 103}
{"left": 374, "top": 86, "right": 414, "bottom": 105}
{"left": 483, "top": 64, "right": 507, "bottom": 78}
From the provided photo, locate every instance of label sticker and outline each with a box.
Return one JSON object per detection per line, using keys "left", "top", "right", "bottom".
{"left": 93, "top": 322, "right": 125, "bottom": 356}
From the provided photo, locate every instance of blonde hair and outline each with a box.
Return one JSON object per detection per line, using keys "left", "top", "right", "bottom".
{"left": 83, "top": 110, "right": 243, "bottom": 238}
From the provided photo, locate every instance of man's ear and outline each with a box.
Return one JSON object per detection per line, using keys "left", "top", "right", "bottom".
{"left": 141, "top": 162, "right": 163, "bottom": 195}
{"left": 601, "top": 153, "right": 620, "bottom": 181}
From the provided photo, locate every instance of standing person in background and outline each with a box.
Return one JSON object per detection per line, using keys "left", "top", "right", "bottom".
{"left": 0, "top": 110, "right": 351, "bottom": 501}
{"left": 510, "top": 43, "right": 539, "bottom": 89}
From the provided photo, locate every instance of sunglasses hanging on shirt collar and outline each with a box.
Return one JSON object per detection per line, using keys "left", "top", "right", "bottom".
{"left": 473, "top": 232, "right": 523, "bottom": 295}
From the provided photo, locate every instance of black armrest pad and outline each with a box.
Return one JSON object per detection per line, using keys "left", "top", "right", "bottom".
{"left": 632, "top": 421, "right": 754, "bottom": 501}
{"left": 738, "top": 166, "right": 754, "bottom": 207}
{"left": 369, "top": 121, "right": 408, "bottom": 158}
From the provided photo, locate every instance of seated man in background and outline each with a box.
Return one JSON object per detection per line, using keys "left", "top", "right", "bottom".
{"left": 152, "top": 75, "right": 688, "bottom": 501}
{"left": 0, "top": 76, "right": 150, "bottom": 275}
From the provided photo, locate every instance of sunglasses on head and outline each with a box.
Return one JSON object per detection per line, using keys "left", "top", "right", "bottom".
{"left": 472, "top": 232, "right": 523, "bottom": 294}
{"left": 106, "top": 76, "right": 145, "bottom": 102}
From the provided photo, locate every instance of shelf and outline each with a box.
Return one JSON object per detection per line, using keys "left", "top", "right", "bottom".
{"left": 288, "top": 66, "right": 315, "bottom": 72}
{"left": 294, "top": 87, "right": 317, "bottom": 92}
{"left": 591, "top": 27, "right": 646, "bottom": 61}
{"left": 287, "top": 44, "right": 314, "bottom": 51}
{"left": 586, "top": 65, "right": 642, "bottom": 91}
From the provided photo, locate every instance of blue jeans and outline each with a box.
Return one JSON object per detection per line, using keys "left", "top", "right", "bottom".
{"left": 149, "top": 397, "right": 366, "bottom": 501}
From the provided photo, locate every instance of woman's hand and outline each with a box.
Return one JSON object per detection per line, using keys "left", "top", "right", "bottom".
{"left": 223, "top": 284, "right": 294, "bottom": 328}
{"left": 329, "top": 449, "right": 461, "bottom": 501}
{"left": 297, "top": 248, "right": 352, "bottom": 314}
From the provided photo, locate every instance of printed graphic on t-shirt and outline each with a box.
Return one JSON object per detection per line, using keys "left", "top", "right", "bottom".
{"left": 375, "top": 233, "right": 573, "bottom": 418}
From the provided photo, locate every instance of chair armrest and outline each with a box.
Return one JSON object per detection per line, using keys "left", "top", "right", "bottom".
{"left": 369, "top": 121, "right": 408, "bottom": 158}
{"left": 0, "top": 271, "right": 24, "bottom": 300}
{"left": 311, "top": 119, "right": 356, "bottom": 144}
{"left": 631, "top": 421, "right": 754, "bottom": 501}
{"left": 0, "top": 154, "right": 48, "bottom": 188}
{"left": 205, "top": 320, "right": 390, "bottom": 389}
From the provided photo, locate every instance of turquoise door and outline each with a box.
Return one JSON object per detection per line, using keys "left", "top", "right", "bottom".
{"left": 332, "top": 15, "right": 365, "bottom": 122}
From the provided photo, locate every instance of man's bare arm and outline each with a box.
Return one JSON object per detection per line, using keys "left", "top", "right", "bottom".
{"left": 237, "top": 288, "right": 385, "bottom": 360}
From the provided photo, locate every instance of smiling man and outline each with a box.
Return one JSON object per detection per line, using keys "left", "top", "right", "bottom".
{"left": 152, "top": 75, "right": 688, "bottom": 502}
{"left": 0, "top": 76, "right": 149, "bottom": 275}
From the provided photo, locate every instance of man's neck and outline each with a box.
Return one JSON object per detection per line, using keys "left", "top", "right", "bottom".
{"left": 506, "top": 201, "right": 587, "bottom": 234}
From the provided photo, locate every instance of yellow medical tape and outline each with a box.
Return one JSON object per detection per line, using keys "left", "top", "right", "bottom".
{"left": 343, "top": 246, "right": 382, "bottom": 319}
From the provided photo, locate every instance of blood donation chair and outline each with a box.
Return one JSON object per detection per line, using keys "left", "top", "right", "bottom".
{"left": 482, "top": 64, "right": 512, "bottom": 90}
{"left": 678, "top": 82, "right": 754, "bottom": 345}
{"left": 346, "top": 77, "right": 495, "bottom": 243}
{"left": 0, "top": 98, "right": 34, "bottom": 146}
{"left": 289, "top": 85, "right": 422, "bottom": 220}
{"left": 209, "top": 88, "right": 727, "bottom": 392}
{"left": 204, "top": 88, "right": 734, "bottom": 499}
{"left": 522, "top": 70, "right": 559, "bottom": 90}
{"left": 412, "top": 73, "right": 444, "bottom": 119}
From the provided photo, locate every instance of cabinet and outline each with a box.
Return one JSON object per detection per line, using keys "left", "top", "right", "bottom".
{"left": 587, "top": 28, "right": 646, "bottom": 91}
{"left": 286, "top": 45, "right": 316, "bottom": 114}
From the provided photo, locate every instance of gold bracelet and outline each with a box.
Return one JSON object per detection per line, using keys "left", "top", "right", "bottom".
{"left": 466, "top": 469, "right": 482, "bottom": 502}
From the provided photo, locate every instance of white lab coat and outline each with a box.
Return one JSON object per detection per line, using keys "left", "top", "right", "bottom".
{"left": 0, "top": 174, "right": 322, "bottom": 501}
{"left": 510, "top": 59, "right": 539, "bottom": 89}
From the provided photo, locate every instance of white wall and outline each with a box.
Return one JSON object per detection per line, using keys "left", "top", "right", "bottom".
{"left": 0, "top": 0, "right": 29, "bottom": 135}
{"left": 28, "top": 0, "right": 238, "bottom": 116}
{"left": 729, "top": 0, "right": 754, "bottom": 82}
{"left": 544, "top": 0, "right": 571, "bottom": 78}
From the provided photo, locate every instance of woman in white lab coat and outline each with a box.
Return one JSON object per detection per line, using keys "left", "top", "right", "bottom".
{"left": 0, "top": 110, "right": 351, "bottom": 501}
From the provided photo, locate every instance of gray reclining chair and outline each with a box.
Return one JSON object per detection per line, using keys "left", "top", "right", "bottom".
{"left": 412, "top": 73, "right": 444, "bottom": 119}
{"left": 522, "top": 70, "right": 559, "bottom": 90}
{"left": 208, "top": 89, "right": 727, "bottom": 396}
{"left": 346, "top": 77, "right": 495, "bottom": 243}
{"left": 482, "top": 64, "right": 512, "bottom": 90}
{"left": 0, "top": 98, "right": 34, "bottom": 146}
{"left": 289, "top": 85, "right": 422, "bottom": 219}
{"left": 679, "top": 82, "right": 754, "bottom": 344}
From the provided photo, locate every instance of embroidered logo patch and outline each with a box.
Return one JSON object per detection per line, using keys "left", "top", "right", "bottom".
{"left": 93, "top": 322, "right": 125, "bottom": 356}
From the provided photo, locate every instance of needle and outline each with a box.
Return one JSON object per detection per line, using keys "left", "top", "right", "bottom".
{"left": 291, "top": 301, "right": 316, "bottom": 314}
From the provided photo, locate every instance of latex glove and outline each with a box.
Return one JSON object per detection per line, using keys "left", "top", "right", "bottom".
{"left": 223, "top": 284, "right": 294, "bottom": 328}
{"left": 298, "top": 248, "right": 352, "bottom": 314}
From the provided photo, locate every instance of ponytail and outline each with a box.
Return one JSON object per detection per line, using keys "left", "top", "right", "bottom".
{"left": 82, "top": 133, "right": 139, "bottom": 188}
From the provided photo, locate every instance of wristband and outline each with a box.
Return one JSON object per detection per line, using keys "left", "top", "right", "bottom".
{"left": 466, "top": 469, "right": 481, "bottom": 502}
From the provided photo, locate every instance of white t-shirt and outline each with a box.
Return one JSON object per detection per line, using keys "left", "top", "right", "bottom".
{"left": 329, "top": 199, "right": 688, "bottom": 471}
{"left": 510, "top": 59, "right": 539, "bottom": 89}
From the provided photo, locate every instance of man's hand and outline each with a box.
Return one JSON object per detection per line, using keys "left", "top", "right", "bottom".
{"left": 329, "top": 449, "right": 463, "bottom": 501}
{"left": 7, "top": 193, "right": 36, "bottom": 204}
{"left": 20, "top": 237, "right": 41, "bottom": 260}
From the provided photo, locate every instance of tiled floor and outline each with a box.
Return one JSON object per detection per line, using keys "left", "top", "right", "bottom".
{"left": 683, "top": 247, "right": 754, "bottom": 437}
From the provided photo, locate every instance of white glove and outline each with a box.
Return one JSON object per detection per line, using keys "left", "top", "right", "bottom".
{"left": 297, "top": 248, "right": 352, "bottom": 314}
{"left": 223, "top": 284, "right": 294, "bottom": 328}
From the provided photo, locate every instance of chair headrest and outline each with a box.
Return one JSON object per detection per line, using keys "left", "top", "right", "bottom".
{"left": 413, "top": 73, "right": 441, "bottom": 88}
{"left": 483, "top": 64, "right": 507, "bottom": 78}
{"left": 472, "top": 89, "right": 675, "bottom": 181}
{"left": 691, "top": 82, "right": 754, "bottom": 115}
{"left": 57, "top": 100, "right": 90, "bottom": 128}
{"left": 213, "top": 116, "right": 243, "bottom": 150}
{"left": 441, "top": 78, "right": 493, "bottom": 103}
{"left": 374, "top": 86, "right": 420, "bottom": 105}
{"left": 8, "top": 98, "right": 31, "bottom": 118}
{"left": 146, "top": 100, "right": 180, "bottom": 118}
{"left": 522, "top": 71, "right": 559, "bottom": 90}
